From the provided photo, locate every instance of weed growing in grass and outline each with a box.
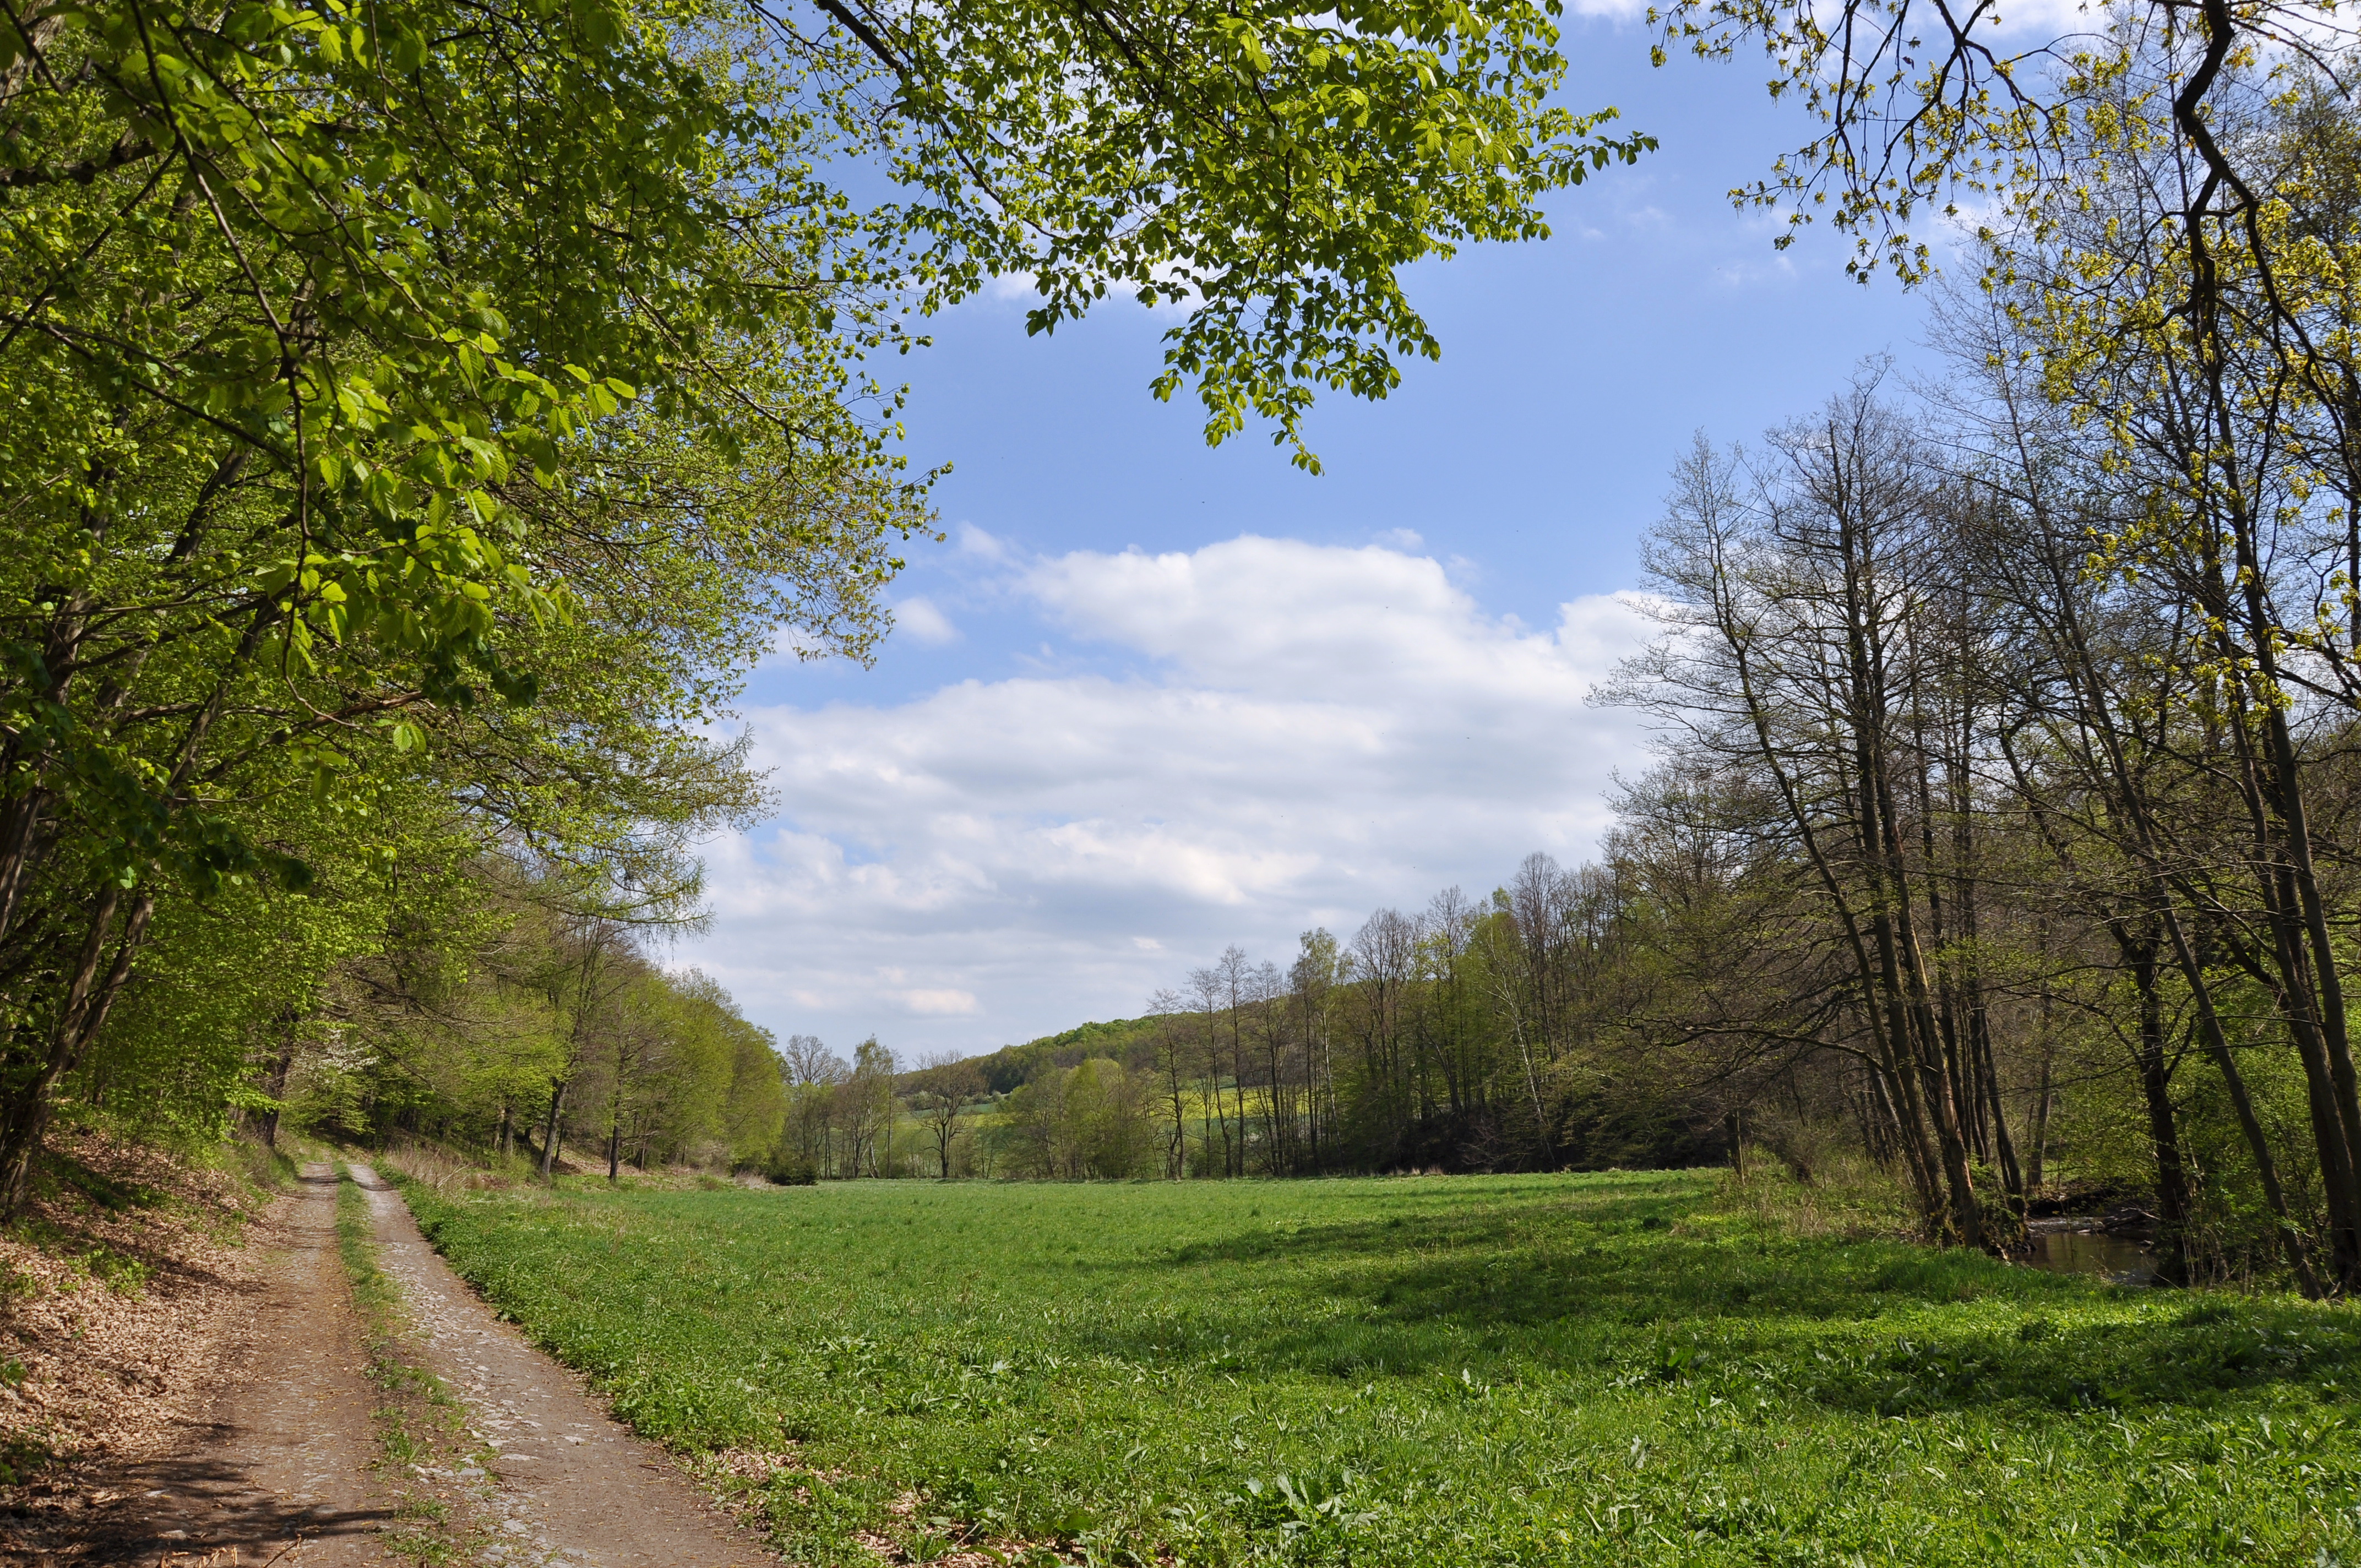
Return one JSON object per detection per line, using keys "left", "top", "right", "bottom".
{"left": 398, "top": 1172, "right": 2361, "bottom": 1567}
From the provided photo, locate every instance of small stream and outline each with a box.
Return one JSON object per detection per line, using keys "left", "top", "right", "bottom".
{"left": 2021, "top": 1227, "right": 2159, "bottom": 1285}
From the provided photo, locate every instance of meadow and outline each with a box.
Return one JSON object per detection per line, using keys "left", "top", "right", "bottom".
{"left": 398, "top": 1171, "right": 2361, "bottom": 1567}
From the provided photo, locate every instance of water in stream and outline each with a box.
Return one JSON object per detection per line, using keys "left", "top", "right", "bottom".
{"left": 2022, "top": 1228, "right": 2158, "bottom": 1285}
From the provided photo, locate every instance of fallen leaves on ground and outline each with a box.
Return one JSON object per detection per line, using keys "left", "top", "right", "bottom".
{"left": 0, "top": 1125, "right": 278, "bottom": 1551}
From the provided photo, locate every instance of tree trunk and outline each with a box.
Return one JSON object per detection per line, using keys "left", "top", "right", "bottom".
{"left": 2124, "top": 938, "right": 2193, "bottom": 1284}
{"left": 259, "top": 1009, "right": 302, "bottom": 1150}
{"left": 1975, "top": 1011, "right": 2025, "bottom": 1215}
{"left": 0, "top": 888, "right": 154, "bottom": 1216}
{"left": 539, "top": 1081, "right": 569, "bottom": 1179}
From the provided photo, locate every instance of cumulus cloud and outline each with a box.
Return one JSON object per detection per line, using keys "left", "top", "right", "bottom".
{"left": 893, "top": 595, "right": 961, "bottom": 646}
{"left": 956, "top": 522, "right": 1007, "bottom": 561}
{"left": 682, "top": 535, "right": 1655, "bottom": 1056}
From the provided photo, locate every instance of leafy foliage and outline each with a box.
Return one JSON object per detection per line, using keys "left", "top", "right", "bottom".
{"left": 3, "top": 0, "right": 1639, "bottom": 1200}
{"left": 847, "top": 0, "right": 1653, "bottom": 465}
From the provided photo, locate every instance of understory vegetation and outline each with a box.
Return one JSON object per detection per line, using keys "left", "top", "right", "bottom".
{"left": 400, "top": 1170, "right": 2361, "bottom": 1568}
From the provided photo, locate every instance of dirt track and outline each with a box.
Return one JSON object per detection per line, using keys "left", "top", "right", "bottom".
{"left": 29, "top": 1163, "right": 771, "bottom": 1567}
{"left": 32, "top": 1164, "right": 393, "bottom": 1565}
{"left": 350, "top": 1164, "right": 768, "bottom": 1568}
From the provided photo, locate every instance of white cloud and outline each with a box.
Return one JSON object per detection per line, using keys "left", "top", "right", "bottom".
{"left": 904, "top": 988, "right": 981, "bottom": 1016}
{"left": 894, "top": 595, "right": 961, "bottom": 646}
{"left": 684, "top": 535, "right": 1655, "bottom": 1056}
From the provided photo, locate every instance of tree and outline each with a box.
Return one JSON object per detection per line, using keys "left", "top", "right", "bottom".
{"left": 715, "top": 1004, "right": 790, "bottom": 1172}
{"left": 778, "top": 1036, "right": 850, "bottom": 1178}
{"left": 1146, "top": 992, "right": 1193, "bottom": 1179}
{"left": 913, "top": 1055, "right": 982, "bottom": 1179}
{"left": 1609, "top": 394, "right": 1990, "bottom": 1245}
{"left": 1066, "top": 1059, "right": 1151, "bottom": 1179}
{"left": 1287, "top": 931, "right": 1340, "bottom": 1167}
{"left": 846, "top": 1037, "right": 897, "bottom": 1176}
{"left": 817, "top": 0, "right": 1653, "bottom": 466}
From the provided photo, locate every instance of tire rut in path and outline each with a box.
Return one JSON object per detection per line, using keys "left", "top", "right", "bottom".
{"left": 57, "top": 1161, "right": 394, "bottom": 1566}
{"left": 349, "top": 1166, "right": 773, "bottom": 1568}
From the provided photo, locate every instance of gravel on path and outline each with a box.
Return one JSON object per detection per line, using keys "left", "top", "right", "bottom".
{"left": 349, "top": 1166, "right": 773, "bottom": 1568}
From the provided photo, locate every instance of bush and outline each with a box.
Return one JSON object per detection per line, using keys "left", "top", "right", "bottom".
{"left": 766, "top": 1152, "right": 819, "bottom": 1186}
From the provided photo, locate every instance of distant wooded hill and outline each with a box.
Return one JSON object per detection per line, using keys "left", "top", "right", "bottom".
{"left": 901, "top": 1018, "right": 1161, "bottom": 1097}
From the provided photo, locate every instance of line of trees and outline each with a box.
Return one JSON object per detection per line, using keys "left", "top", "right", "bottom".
{"left": 1596, "top": 37, "right": 2361, "bottom": 1296}
{"left": 1110, "top": 875, "right": 1701, "bottom": 1181}
{"left": 774, "top": 1035, "right": 909, "bottom": 1181}
{"left": 863, "top": 879, "right": 1713, "bottom": 1186}
{"left": 75, "top": 841, "right": 801, "bottom": 1177}
{"left": 895, "top": 44, "right": 2361, "bottom": 1300}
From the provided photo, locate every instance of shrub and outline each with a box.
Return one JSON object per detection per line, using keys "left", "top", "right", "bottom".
{"left": 766, "top": 1152, "right": 819, "bottom": 1186}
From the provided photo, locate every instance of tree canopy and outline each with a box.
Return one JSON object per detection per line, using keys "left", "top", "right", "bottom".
{"left": 1, "top": 0, "right": 1639, "bottom": 1201}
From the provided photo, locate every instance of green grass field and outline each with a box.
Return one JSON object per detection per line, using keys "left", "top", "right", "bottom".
{"left": 399, "top": 1172, "right": 2361, "bottom": 1567}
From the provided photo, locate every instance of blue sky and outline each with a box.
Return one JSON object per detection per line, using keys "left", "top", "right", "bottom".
{"left": 676, "top": 13, "right": 1940, "bottom": 1061}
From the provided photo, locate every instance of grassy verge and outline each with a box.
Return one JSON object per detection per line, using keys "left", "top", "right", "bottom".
{"left": 372, "top": 1136, "right": 758, "bottom": 1197}
{"left": 333, "top": 1164, "right": 486, "bottom": 1566}
{"left": 213, "top": 1130, "right": 301, "bottom": 1202}
{"left": 399, "top": 1171, "right": 2361, "bottom": 1568}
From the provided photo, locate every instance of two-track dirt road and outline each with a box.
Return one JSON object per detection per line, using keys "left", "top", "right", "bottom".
{"left": 349, "top": 1164, "right": 769, "bottom": 1568}
{"left": 40, "top": 1163, "right": 771, "bottom": 1568}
